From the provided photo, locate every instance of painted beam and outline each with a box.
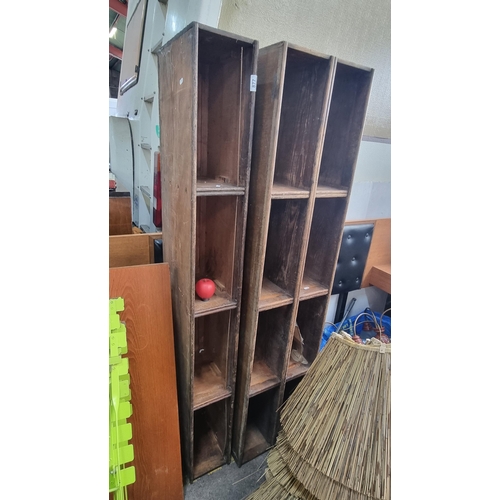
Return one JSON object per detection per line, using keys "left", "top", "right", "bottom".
{"left": 109, "top": 43, "right": 123, "bottom": 60}
{"left": 110, "top": 0, "right": 127, "bottom": 17}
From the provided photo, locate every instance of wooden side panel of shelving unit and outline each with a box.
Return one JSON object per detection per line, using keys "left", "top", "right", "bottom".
{"left": 158, "top": 23, "right": 197, "bottom": 479}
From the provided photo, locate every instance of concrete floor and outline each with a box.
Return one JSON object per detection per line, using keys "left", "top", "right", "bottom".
{"left": 183, "top": 451, "right": 269, "bottom": 500}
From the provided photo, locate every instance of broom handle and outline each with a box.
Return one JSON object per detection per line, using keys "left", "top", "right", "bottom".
{"left": 336, "top": 298, "right": 356, "bottom": 332}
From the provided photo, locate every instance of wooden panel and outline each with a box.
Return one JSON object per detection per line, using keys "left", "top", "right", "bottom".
{"left": 303, "top": 198, "right": 347, "bottom": 288}
{"left": 193, "top": 399, "right": 228, "bottom": 478}
{"left": 263, "top": 199, "right": 308, "bottom": 295}
{"left": 318, "top": 62, "right": 374, "bottom": 190}
{"left": 109, "top": 263, "right": 183, "bottom": 500}
{"left": 109, "top": 234, "right": 155, "bottom": 268}
{"left": 109, "top": 197, "right": 133, "bottom": 235}
{"left": 352, "top": 218, "right": 391, "bottom": 288}
{"left": 158, "top": 23, "right": 197, "bottom": 475}
{"left": 196, "top": 196, "right": 237, "bottom": 296}
{"left": 258, "top": 277, "right": 293, "bottom": 311}
{"left": 367, "top": 263, "right": 391, "bottom": 294}
{"left": 274, "top": 48, "right": 332, "bottom": 189}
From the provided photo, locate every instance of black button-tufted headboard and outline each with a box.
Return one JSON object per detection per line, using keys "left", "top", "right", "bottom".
{"left": 331, "top": 223, "right": 374, "bottom": 295}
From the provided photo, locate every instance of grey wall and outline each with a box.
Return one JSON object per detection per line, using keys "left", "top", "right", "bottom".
{"left": 219, "top": 0, "right": 391, "bottom": 140}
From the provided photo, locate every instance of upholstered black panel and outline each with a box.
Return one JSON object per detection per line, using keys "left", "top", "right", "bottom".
{"left": 331, "top": 223, "right": 374, "bottom": 295}
{"left": 154, "top": 239, "right": 163, "bottom": 263}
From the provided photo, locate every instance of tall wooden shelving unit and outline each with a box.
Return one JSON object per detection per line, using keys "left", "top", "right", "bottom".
{"left": 232, "top": 41, "right": 374, "bottom": 466}
{"left": 157, "top": 22, "right": 258, "bottom": 482}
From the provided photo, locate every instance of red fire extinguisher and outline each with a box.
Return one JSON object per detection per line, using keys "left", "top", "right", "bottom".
{"left": 153, "top": 151, "right": 162, "bottom": 228}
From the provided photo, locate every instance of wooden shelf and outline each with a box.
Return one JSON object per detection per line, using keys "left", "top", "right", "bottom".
{"left": 286, "top": 359, "right": 310, "bottom": 381}
{"left": 299, "top": 275, "right": 329, "bottom": 300}
{"left": 258, "top": 278, "right": 294, "bottom": 311}
{"left": 193, "top": 363, "right": 231, "bottom": 410}
{"left": 368, "top": 263, "right": 391, "bottom": 294}
{"left": 196, "top": 177, "right": 245, "bottom": 196}
{"left": 194, "top": 291, "right": 237, "bottom": 317}
{"left": 249, "top": 360, "right": 281, "bottom": 397}
{"left": 315, "top": 184, "right": 349, "bottom": 198}
{"left": 193, "top": 406, "right": 226, "bottom": 479}
{"left": 271, "top": 182, "right": 310, "bottom": 199}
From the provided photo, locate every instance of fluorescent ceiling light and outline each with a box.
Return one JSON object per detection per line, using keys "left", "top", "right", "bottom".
{"left": 109, "top": 27, "right": 117, "bottom": 38}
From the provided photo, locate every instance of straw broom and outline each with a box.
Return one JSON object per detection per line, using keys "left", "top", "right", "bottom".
{"left": 245, "top": 333, "right": 391, "bottom": 500}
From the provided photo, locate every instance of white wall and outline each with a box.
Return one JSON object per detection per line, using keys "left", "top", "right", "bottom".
{"left": 347, "top": 139, "right": 391, "bottom": 221}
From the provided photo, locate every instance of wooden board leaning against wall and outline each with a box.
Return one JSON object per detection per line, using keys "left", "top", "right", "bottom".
{"left": 109, "top": 234, "right": 183, "bottom": 499}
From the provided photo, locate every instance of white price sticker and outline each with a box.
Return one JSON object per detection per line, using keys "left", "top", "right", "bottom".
{"left": 250, "top": 74, "right": 257, "bottom": 92}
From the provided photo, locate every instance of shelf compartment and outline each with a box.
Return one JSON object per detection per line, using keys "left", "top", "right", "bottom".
{"left": 258, "top": 277, "right": 294, "bottom": 311}
{"left": 242, "top": 387, "right": 281, "bottom": 463}
{"left": 318, "top": 61, "right": 374, "bottom": 192}
{"left": 273, "top": 47, "right": 333, "bottom": 192}
{"left": 194, "top": 311, "right": 232, "bottom": 410}
{"left": 283, "top": 376, "right": 303, "bottom": 404}
{"left": 303, "top": 197, "right": 348, "bottom": 294}
{"left": 299, "top": 275, "right": 330, "bottom": 300}
{"left": 314, "top": 184, "right": 349, "bottom": 198}
{"left": 196, "top": 195, "right": 240, "bottom": 301}
{"left": 158, "top": 21, "right": 258, "bottom": 483}
{"left": 197, "top": 28, "right": 255, "bottom": 190}
{"left": 250, "top": 306, "right": 293, "bottom": 396}
{"left": 196, "top": 177, "right": 245, "bottom": 196}
{"left": 193, "top": 398, "right": 229, "bottom": 479}
{"left": 262, "top": 199, "right": 309, "bottom": 299}
{"left": 271, "top": 182, "right": 310, "bottom": 199}
{"left": 287, "top": 296, "right": 329, "bottom": 380}
{"left": 249, "top": 360, "right": 281, "bottom": 397}
{"left": 194, "top": 290, "right": 237, "bottom": 317}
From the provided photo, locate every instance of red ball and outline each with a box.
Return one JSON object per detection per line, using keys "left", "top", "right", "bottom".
{"left": 195, "top": 279, "right": 216, "bottom": 301}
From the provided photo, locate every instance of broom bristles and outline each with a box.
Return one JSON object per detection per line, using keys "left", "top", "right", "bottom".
{"left": 248, "top": 333, "right": 391, "bottom": 500}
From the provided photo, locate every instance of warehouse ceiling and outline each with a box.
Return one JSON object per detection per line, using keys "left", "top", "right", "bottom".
{"left": 109, "top": 0, "right": 128, "bottom": 97}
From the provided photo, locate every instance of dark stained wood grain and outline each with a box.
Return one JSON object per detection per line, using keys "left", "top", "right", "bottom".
{"left": 295, "top": 295, "right": 330, "bottom": 366}
{"left": 263, "top": 199, "right": 308, "bottom": 296}
{"left": 242, "top": 388, "right": 281, "bottom": 463}
{"left": 318, "top": 62, "right": 374, "bottom": 190}
{"left": 195, "top": 196, "right": 237, "bottom": 296}
{"left": 109, "top": 263, "right": 183, "bottom": 500}
{"left": 231, "top": 41, "right": 288, "bottom": 466}
{"left": 158, "top": 21, "right": 258, "bottom": 481}
{"left": 274, "top": 48, "right": 331, "bottom": 190}
{"left": 158, "top": 22, "right": 197, "bottom": 480}
{"left": 233, "top": 43, "right": 336, "bottom": 466}
{"left": 302, "top": 197, "right": 347, "bottom": 290}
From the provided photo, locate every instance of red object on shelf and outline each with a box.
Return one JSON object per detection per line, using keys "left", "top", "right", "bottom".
{"left": 195, "top": 279, "right": 216, "bottom": 301}
{"left": 153, "top": 152, "right": 162, "bottom": 228}
{"left": 109, "top": 179, "right": 117, "bottom": 190}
